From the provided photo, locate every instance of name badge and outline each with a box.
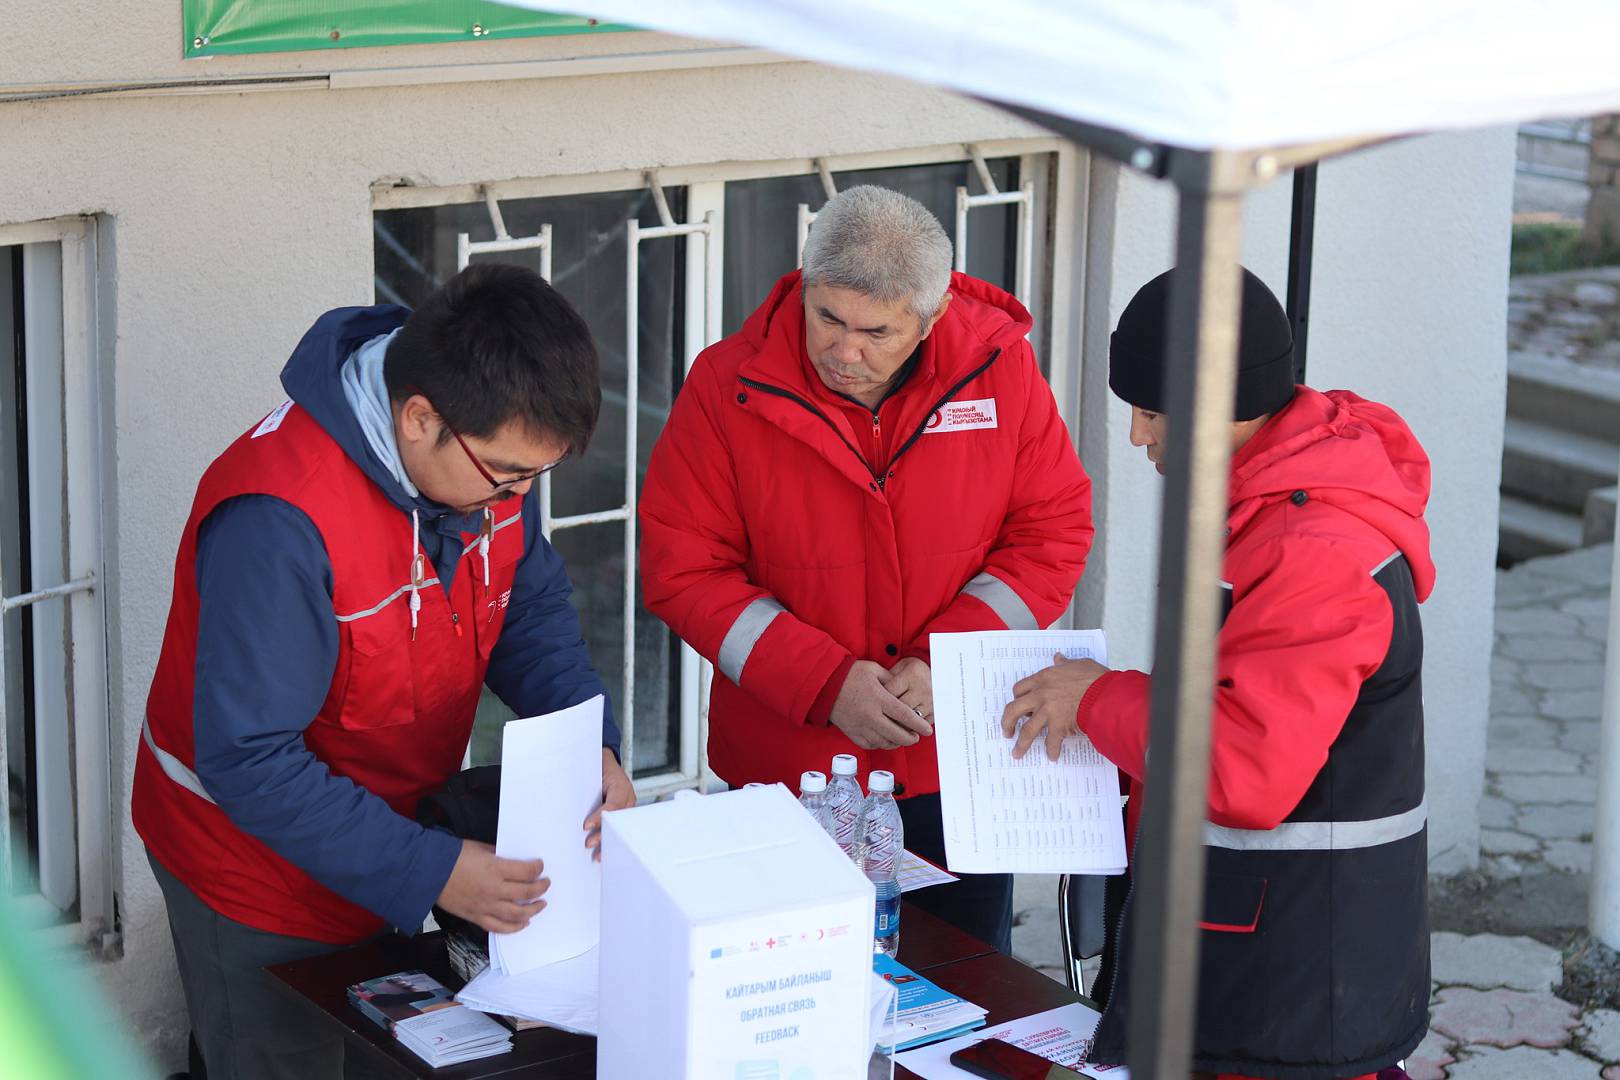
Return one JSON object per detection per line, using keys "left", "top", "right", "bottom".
{"left": 924, "top": 397, "right": 998, "bottom": 434}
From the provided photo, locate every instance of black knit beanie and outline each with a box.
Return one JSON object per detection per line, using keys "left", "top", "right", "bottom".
{"left": 1108, "top": 266, "right": 1295, "bottom": 421}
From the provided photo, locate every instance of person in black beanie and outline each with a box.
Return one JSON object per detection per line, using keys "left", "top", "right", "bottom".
{"left": 1002, "top": 266, "right": 1436, "bottom": 1080}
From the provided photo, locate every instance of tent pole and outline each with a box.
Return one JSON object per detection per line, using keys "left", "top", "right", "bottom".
{"left": 1127, "top": 150, "right": 1247, "bottom": 1080}
{"left": 1285, "top": 163, "right": 1318, "bottom": 382}
{"left": 1592, "top": 459, "right": 1620, "bottom": 949}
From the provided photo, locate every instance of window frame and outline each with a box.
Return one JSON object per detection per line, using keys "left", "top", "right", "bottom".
{"left": 0, "top": 216, "right": 114, "bottom": 950}
{"left": 371, "top": 136, "right": 1081, "bottom": 798}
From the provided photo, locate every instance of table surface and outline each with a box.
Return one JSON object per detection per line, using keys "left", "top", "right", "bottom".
{"left": 268, "top": 901, "right": 1083, "bottom": 1079}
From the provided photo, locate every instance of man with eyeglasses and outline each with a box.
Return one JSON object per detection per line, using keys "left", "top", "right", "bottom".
{"left": 133, "top": 263, "right": 632, "bottom": 1080}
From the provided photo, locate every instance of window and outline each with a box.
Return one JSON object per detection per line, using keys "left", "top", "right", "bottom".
{"left": 0, "top": 218, "right": 113, "bottom": 947}
{"left": 373, "top": 147, "right": 1052, "bottom": 797}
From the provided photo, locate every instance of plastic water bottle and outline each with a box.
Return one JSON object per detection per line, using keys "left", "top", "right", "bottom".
{"left": 798, "top": 771, "right": 835, "bottom": 837}
{"left": 827, "top": 754, "right": 864, "bottom": 861}
{"left": 860, "top": 770, "right": 905, "bottom": 956}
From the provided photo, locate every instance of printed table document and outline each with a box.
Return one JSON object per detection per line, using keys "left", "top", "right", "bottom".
{"left": 893, "top": 1002, "right": 1128, "bottom": 1078}
{"left": 931, "top": 631, "right": 1127, "bottom": 874}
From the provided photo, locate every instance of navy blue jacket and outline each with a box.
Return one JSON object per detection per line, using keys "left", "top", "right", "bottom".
{"left": 191, "top": 305, "right": 618, "bottom": 933}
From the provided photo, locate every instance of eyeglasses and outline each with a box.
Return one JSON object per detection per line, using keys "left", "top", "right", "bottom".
{"left": 443, "top": 417, "right": 569, "bottom": 491}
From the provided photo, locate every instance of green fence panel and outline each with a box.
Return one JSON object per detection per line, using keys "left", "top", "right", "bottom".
{"left": 184, "top": 1, "right": 629, "bottom": 58}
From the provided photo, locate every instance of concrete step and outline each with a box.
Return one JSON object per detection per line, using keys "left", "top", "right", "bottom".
{"left": 1507, "top": 352, "right": 1620, "bottom": 444}
{"left": 1500, "top": 415, "right": 1620, "bottom": 514}
{"left": 1585, "top": 485, "right": 1618, "bottom": 546}
{"left": 1499, "top": 493, "right": 1587, "bottom": 564}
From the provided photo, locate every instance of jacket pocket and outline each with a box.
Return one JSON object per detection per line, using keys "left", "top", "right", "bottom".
{"left": 334, "top": 606, "right": 417, "bottom": 730}
{"left": 1199, "top": 871, "right": 1268, "bottom": 933}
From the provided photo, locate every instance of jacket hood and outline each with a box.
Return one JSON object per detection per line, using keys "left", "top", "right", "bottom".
{"left": 279, "top": 304, "right": 470, "bottom": 526}
{"left": 1228, "top": 387, "right": 1435, "bottom": 600}
{"left": 738, "top": 269, "right": 1033, "bottom": 387}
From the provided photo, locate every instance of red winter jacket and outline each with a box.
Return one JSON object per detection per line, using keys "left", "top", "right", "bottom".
{"left": 640, "top": 270, "right": 1093, "bottom": 796}
{"left": 1078, "top": 386, "right": 1436, "bottom": 843}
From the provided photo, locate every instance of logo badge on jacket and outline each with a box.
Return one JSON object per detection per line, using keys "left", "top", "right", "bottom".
{"left": 925, "top": 398, "right": 998, "bottom": 434}
{"left": 252, "top": 399, "right": 294, "bottom": 439}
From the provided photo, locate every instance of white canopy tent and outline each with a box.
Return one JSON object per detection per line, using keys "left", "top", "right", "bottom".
{"left": 497, "top": 2, "right": 1620, "bottom": 1075}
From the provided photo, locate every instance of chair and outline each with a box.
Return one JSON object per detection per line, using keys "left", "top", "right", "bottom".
{"left": 1057, "top": 873, "right": 1109, "bottom": 996}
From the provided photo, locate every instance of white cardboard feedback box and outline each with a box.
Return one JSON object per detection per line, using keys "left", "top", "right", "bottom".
{"left": 598, "top": 785, "right": 876, "bottom": 1079}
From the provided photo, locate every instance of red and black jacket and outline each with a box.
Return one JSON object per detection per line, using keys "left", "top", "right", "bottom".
{"left": 1083, "top": 387, "right": 1435, "bottom": 1079}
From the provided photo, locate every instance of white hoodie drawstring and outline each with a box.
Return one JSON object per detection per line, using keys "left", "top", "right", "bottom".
{"left": 480, "top": 508, "right": 494, "bottom": 588}
{"left": 409, "top": 508, "right": 424, "bottom": 640}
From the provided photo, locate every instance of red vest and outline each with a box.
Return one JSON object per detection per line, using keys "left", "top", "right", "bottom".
{"left": 133, "top": 404, "right": 523, "bottom": 943}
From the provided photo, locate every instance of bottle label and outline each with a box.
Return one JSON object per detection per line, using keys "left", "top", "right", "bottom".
{"left": 874, "top": 887, "right": 901, "bottom": 940}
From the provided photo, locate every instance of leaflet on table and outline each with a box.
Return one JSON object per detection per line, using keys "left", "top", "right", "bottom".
{"left": 898, "top": 849, "right": 958, "bottom": 893}
{"left": 892, "top": 1002, "right": 1128, "bottom": 1078}
{"left": 930, "top": 629, "right": 1127, "bottom": 875}
{"left": 346, "top": 970, "right": 512, "bottom": 1068}
{"left": 872, "top": 954, "right": 987, "bottom": 1051}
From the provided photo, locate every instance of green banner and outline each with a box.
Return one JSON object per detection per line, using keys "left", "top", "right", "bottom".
{"left": 183, "top": 1, "right": 629, "bottom": 58}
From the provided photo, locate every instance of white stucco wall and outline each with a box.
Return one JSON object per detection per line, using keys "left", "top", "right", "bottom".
{"left": 4, "top": 10, "right": 1513, "bottom": 1066}
{"left": 1076, "top": 130, "right": 1515, "bottom": 875}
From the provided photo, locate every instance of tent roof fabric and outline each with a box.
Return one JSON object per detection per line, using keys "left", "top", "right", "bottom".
{"left": 506, "top": 0, "right": 1620, "bottom": 152}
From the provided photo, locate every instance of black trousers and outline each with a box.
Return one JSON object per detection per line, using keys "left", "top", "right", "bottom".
{"left": 148, "top": 850, "right": 392, "bottom": 1080}
{"left": 897, "top": 793, "right": 1014, "bottom": 953}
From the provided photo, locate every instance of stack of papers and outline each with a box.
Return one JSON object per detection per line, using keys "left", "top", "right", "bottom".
{"left": 347, "top": 970, "right": 512, "bottom": 1067}
{"left": 931, "top": 630, "right": 1128, "bottom": 875}
{"left": 444, "top": 930, "right": 547, "bottom": 1032}
{"left": 873, "top": 954, "right": 988, "bottom": 1051}
{"left": 456, "top": 945, "right": 601, "bottom": 1035}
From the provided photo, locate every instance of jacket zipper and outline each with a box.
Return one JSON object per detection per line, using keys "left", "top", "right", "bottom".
{"left": 738, "top": 346, "right": 1003, "bottom": 493}
{"left": 737, "top": 377, "right": 883, "bottom": 487}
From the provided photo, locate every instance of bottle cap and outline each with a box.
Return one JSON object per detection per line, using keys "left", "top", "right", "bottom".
{"left": 799, "top": 770, "right": 827, "bottom": 793}
{"left": 831, "top": 754, "right": 858, "bottom": 777}
{"left": 868, "top": 770, "right": 895, "bottom": 793}
{"left": 743, "top": 782, "right": 768, "bottom": 789}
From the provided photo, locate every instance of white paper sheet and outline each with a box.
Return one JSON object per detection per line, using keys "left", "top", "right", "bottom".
{"left": 931, "top": 631, "right": 1127, "bottom": 875}
{"left": 456, "top": 946, "right": 600, "bottom": 1034}
{"left": 893, "top": 1002, "right": 1128, "bottom": 1078}
{"left": 489, "top": 696, "right": 603, "bottom": 974}
{"left": 898, "top": 849, "right": 958, "bottom": 893}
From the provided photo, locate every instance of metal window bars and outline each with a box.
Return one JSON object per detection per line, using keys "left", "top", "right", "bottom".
{"left": 794, "top": 149, "right": 1037, "bottom": 318}
{"left": 455, "top": 178, "right": 720, "bottom": 794}
{"left": 956, "top": 145, "right": 1036, "bottom": 311}
{"left": 0, "top": 221, "right": 115, "bottom": 952}
{"left": 794, "top": 159, "right": 840, "bottom": 266}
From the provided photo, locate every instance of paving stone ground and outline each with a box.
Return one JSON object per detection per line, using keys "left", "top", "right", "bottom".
{"left": 1007, "top": 543, "right": 1618, "bottom": 1076}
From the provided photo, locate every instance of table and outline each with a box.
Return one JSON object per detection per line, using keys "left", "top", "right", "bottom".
{"left": 268, "top": 902, "right": 1084, "bottom": 1079}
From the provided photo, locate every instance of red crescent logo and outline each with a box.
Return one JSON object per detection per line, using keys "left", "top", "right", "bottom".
{"left": 926, "top": 409, "right": 944, "bottom": 430}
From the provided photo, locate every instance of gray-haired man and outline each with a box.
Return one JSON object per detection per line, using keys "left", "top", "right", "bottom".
{"left": 639, "top": 185, "right": 1093, "bottom": 950}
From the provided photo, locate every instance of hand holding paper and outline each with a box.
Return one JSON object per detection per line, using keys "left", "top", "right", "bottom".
{"left": 490, "top": 695, "right": 604, "bottom": 975}
{"left": 434, "top": 840, "right": 549, "bottom": 934}
{"left": 931, "top": 630, "right": 1127, "bottom": 875}
{"left": 1002, "top": 652, "right": 1112, "bottom": 761}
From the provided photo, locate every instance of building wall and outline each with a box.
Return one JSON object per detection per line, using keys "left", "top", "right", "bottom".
{"left": 1077, "top": 129, "right": 1516, "bottom": 875}
{"left": 2, "top": 11, "right": 1513, "bottom": 1066}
